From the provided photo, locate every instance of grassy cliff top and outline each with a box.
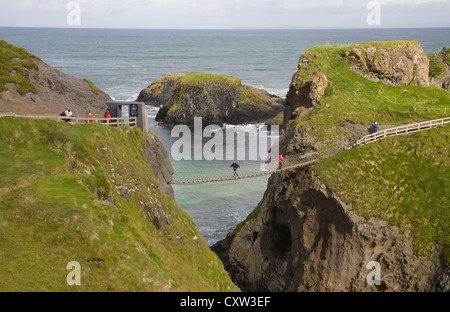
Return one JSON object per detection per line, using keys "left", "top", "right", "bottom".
{"left": 178, "top": 72, "right": 241, "bottom": 86}
{"left": 314, "top": 126, "right": 450, "bottom": 263}
{"left": 291, "top": 41, "right": 450, "bottom": 143}
{"left": 0, "top": 39, "right": 40, "bottom": 94}
{"left": 0, "top": 117, "right": 236, "bottom": 291}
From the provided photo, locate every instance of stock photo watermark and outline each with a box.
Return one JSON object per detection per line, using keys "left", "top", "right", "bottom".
{"left": 367, "top": 1, "right": 381, "bottom": 26}
{"left": 67, "top": 1, "right": 81, "bottom": 26}
{"left": 170, "top": 117, "right": 280, "bottom": 170}
{"left": 67, "top": 261, "right": 81, "bottom": 286}
{"left": 366, "top": 261, "right": 382, "bottom": 286}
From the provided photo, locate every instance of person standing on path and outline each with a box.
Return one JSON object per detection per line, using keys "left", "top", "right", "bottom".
{"left": 86, "top": 113, "right": 94, "bottom": 124}
{"left": 372, "top": 122, "right": 379, "bottom": 133}
{"left": 64, "top": 107, "right": 73, "bottom": 123}
{"left": 105, "top": 109, "right": 112, "bottom": 123}
{"left": 230, "top": 161, "right": 240, "bottom": 177}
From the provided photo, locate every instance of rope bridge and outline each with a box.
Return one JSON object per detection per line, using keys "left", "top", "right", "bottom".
{"left": 171, "top": 117, "right": 449, "bottom": 185}
{"left": 171, "top": 143, "right": 343, "bottom": 185}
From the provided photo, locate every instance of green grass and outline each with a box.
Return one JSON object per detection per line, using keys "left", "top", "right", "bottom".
{"left": 83, "top": 78, "right": 108, "bottom": 96}
{"left": 0, "top": 40, "right": 39, "bottom": 94}
{"left": 179, "top": 72, "right": 241, "bottom": 86}
{"left": 290, "top": 42, "right": 450, "bottom": 143}
{"left": 314, "top": 126, "right": 450, "bottom": 262}
{"left": 0, "top": 117, "right": 237, "bottom": 292}
{"left": 230, "top": 201, "right": 263, "bottom": 236}
{"left": 428, "top": 54, "right": 448, "bottom": 80}
{"left": 443, "top": 47, "right": 450, "bottom": 66}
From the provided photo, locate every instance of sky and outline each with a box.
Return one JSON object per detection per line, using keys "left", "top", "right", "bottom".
{"left": 0, "top": 0, "right": 449, "bottom": 29}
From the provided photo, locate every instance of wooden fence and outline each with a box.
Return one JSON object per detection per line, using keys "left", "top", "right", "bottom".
{"left": 0, "top": 114, "right": 137, "bottom": 127}
{"left": 354, "top": 117, "right": 450, "bottom": 147}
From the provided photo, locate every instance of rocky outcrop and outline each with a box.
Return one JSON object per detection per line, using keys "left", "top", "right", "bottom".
{"left": 143, "top": 131, "right": 175, "bottom": 198}
{"left": 0, "top": 40, "right": 111, "bottom": 118}
{"left": 343, "top": 42, "right": 430, "bottom": 87}
{"left": 138, "top": 73, "right": 284, "bottom": 127}
{"left": 283, "top": 51, "right": 330, "bottom": 126}
{"left": 212, "top": 166, "right": 449, "bottom": 292}
{"left": 136, "top": 73, "right": 184, "bottom": 107}
{"left": 283, "top": 41, "right": 431, "bottom": 127}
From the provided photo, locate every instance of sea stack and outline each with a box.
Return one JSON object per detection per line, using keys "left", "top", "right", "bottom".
{"left": 137, "top": 72, "right": 285, "bottom": 127}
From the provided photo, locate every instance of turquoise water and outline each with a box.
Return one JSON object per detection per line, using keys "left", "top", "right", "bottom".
{"left": 1, "top": 27, "right": 449, "bottom": 245}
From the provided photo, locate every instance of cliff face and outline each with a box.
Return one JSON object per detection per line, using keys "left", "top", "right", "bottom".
{"left": 284, "top": 41, "right": 430, "bottom": 126}
{"left": 212, "top": 167, "right": 449, "bottom": 292}
{"left": 343, "top": 41, "right": 430, "bottom": 87}
{"left": 143, "top": 131, "right": 175, "bottom": 198}
{"left": 138, "top": 73, "right": 284, "bottom": 126}
{"left": 0, "top": 40, "right": 110, "bottom": 118}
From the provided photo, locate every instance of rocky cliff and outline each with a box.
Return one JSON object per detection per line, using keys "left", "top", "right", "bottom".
{"left": 0, "top": 40, "right": 111, "bottom": 118}
{"left": 212, "top": 41, "right": 450, "bottom": 292}
{"left": 213, "top": 165, "right": 449, "bottom": 292}
{"left": 343, "top": 41, "right": 430, "bottom": 87}
{"left": 138, "top": 72, "right": 284, "bottom": 126}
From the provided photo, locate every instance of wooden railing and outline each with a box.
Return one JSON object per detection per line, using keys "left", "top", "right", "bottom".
{"left": 354, "top": 117, "right": 450, "bottom": 147}
{"left": 0, "top": 114, "right": 137, "bottom": 127}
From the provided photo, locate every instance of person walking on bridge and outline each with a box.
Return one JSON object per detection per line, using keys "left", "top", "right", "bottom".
{"left": 278, "top": 154, "right": 285, "bottom": 169}
{"left": 230, "top": 161, "right": 240, "bottom": 177}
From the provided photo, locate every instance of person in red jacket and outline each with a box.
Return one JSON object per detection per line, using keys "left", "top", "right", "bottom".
{"left": 278, "top": 154, "right": 285, "bottom": 169}
{"left": 105, "top": 109, "right": 111, "bottom": 123}
{"left": 86, "top": 113, "right": 94, "bottom": 124}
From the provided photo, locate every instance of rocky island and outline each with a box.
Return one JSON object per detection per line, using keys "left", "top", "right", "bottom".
{"left": 212, "top": 40, "right": 450, "bottom": 292}
{"left": 137, "top": 72, "right": 284, "bottom": 126}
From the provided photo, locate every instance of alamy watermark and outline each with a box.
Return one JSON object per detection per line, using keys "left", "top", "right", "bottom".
{"left": 366, "top": 261, "right": 381, "bottom": 286}
{"left": 171, "top": 117, "right": 279, "bottom": 171}
{"left": 67, "top": 261, "right": 81, "bottom": 286}
{"left": 367, "top": 1, "right": 381, "bottom": 26}
{"left": 66, "top": 1, "right": 81, "bottom": 26}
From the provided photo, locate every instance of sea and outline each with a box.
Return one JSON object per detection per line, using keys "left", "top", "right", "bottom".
{"left": 1, "top": 27, "right": 449, "bottom": 246}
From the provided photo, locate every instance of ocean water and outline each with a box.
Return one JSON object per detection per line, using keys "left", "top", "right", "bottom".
{"left": 1, "top": 27, "right": 449, "bottom": 245}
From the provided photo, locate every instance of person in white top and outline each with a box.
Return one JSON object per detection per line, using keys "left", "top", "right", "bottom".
{"left": 64, "top": 107, "right": 73, "bottom": 122}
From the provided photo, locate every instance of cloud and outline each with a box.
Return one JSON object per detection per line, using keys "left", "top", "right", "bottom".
{"left": 0, "top": 0, "right": 448, "bottom": 28}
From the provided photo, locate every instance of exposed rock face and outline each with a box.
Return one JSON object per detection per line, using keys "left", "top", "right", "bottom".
{"left": 343, "top": 43, "right": 430, "bottom": 87}
{"left": 284, "top": 51, "right": 329, "bottom": 126}
{"left": 136, "top": 73, "right": 184, "bottom": 107}
{"left": 0, "top": 41, "right": 111, "bottom": 118}
{"left": 283, "top": 42, "right": 430, "bottom": 127}
{"left": 212, "top": 166, "right": 449, "bottom": 292}
{"left": 138, "top": 73, "right": 284, "bottom": 127}
{"left": 142, "top": 131, "right": 175, "bottom": 198}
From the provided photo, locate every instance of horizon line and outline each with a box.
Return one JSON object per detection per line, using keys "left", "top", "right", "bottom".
{"left": 1, "top": 25, "right": 450, "bottom": 31}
